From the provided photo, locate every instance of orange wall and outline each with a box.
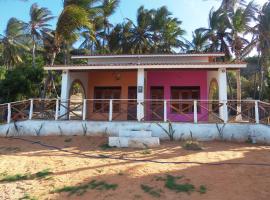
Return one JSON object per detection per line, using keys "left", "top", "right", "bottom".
{"left": 87, "top": 71, "right": 137, "bottom": 121}
{"left": 88, "top": 71, "right": 137, "bottom": 99}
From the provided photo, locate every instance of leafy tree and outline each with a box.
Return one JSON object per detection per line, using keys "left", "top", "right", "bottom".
{"left": 0, "top": 18, "right": 29, "bottom": 69}
{"left": 0, "top": 65, "right": 44, "bottom": 103}
{"left": 26, "top": 3, "right": 54, "bottom": 67}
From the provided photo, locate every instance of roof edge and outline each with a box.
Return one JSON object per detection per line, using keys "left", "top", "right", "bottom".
{"left": 71, "top": 53, "right": 226, "bottom": 59}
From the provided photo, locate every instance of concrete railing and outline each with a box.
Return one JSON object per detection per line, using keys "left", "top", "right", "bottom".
{"left": 0, "top": 99, "right": 269, "bottom": 125}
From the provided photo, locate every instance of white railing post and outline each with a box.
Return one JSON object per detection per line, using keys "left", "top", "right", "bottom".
{"left": 55, "top": 99, "right": 59, "bottom": 120}
{"left": 29, "top": 99, "right": 34, "bottom": 120}
{"left": 7, "top": 103, "right": 11, "bottom": 124}
{"left": 255, "top": 100, "right": 259, "bottom": 124}
{"left": 164, "top": 100, "right": 167, "bottom": 122}
{"left": 223, "top": 100, "right": 228, "bottom": 123}
{"left": 83, "top": 99, "right": 87, "bottom": 121}
{"left": 194, "top": 100, "right": 198, "bottom": 123}
{"left": 109, "top": 99, "right": 113, "bottom": 121}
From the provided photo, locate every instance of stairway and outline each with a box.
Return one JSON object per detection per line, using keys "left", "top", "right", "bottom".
{"left": 109, "top": 130, "right": 160, "bottom": 148}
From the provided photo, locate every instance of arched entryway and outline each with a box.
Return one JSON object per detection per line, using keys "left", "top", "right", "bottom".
{"left": 69, "top": 80, "right": 86, "bottom": 119}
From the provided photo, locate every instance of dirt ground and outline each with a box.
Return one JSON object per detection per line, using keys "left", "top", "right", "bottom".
{"left": 0, "top": 136, "right": 270, "bottom": 200}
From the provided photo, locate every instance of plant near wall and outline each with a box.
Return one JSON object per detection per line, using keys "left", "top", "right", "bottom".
{"left": 182, "top": 131, "right": 202, "bottom": 151}
{"left": 82, "top": 123, "right": 87, "bottom": 136}
{"left": 216, "top": 123, "right": 226, "bottom": 140}
{"left": 34, "top": 123, "right": 43, "bottom": 136}
{"left": 156, "top": 121, "right": 175, "bottom": 141}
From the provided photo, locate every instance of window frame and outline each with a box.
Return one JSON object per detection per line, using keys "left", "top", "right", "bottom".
{"left": 93, "top": 87, "right": 121, "bottom": 113}
{"left": 170, "top": 86, "right": 201, "bottom": 114}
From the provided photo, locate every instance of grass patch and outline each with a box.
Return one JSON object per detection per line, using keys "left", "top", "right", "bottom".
{"left": 164, "top": 175, "right": 195, "bottom": 193}
{"left": 64, "top": 138, "right": 72, "bottom": 143}
{"left": 198, "top": 185, "right": 207, "bottom": 194}
{"left": 141, "top": 184, "right": 162, "bottom": 198}
{"left": 19, "top": 194, "right": 38, "bottom": 200}
{"left": 0, "top": 147, "right": 21, "bottom": 153}
{"left": 54, "top": 180, "right": 118, "bottom": 196}
{"left": 0, "top": 174, "right": 29, "bottom": 182}
{"left": 0, "top": 169, "right": 53, "bottom": 183}
{"left": 182, "top": 140, "right": 202, "bottom": 151}
{"left": 99, "top": 144, "right": 113, "bottom": 150}
{"left": 140, "top": 149, "right": 152, "bottom": 155}
{"left": 35, "top": 169, "right": 53, "bottom": 179}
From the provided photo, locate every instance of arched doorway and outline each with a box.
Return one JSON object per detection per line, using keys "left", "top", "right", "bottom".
{"left": 69, "top": 80, "right": 86, "bottom": 119}
{"left": 209, "top": 79, "right": 219, "bottom": 121}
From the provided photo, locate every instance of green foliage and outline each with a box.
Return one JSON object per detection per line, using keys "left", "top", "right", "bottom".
{"left": 141, "top": 184, "right": 162, "bottom": 198}
{"left": 0, "top": 174, "right": 29, "bottom": 182}
{"left": 19, "top": 194, "right": 38, "bottom": 200}
{"left": 0, "top": 65, "right": 44, "bottom": 103}
{"left": 0, "top": 169, "right": 53, "bottom": 182}
{"left": 140, "top": 149, "right": 152, "bottom": 155}
{"left": 182, "top": 131, "right": 202, "bottom": 151}
{"left": 54, "top": 180, "right": 118, "bottom": 196}
{"left": 99, "top": 143, "right": 113, "bottom": 150}
{"left": 164, "top": 175, "right": 195, "bottom": 193}
{"left": 199, "top": 185, "right": 207, "bottom": 194}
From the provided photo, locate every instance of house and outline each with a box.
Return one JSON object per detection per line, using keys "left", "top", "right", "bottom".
{"left": 44, "top": 53, "right": 246, "bottom": 123}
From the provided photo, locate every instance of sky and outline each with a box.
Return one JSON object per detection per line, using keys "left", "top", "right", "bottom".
{"left": 0, "top": 0, "right": 269, "bottom": 41}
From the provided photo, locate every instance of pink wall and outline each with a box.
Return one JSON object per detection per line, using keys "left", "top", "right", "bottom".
{"left": 146, "top": 70, "right": 208, "bottom": 122}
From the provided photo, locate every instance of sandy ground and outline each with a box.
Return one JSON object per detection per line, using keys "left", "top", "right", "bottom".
{"left": 0, "top": 136, "right": 270, "bottom": 200}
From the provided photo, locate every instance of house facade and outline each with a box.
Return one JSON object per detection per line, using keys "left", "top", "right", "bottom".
{"left": 44, "top": 53, "right": 246, "bottom": 123}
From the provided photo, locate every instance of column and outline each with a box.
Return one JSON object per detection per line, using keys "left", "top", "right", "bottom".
{"left": 60, "top": 70, "right": 71, "bottom": 119}
{"left": 137, "top": 68, "right": 145, "bottom": 121}
{"left": 218, "top": 68, "right": 228, "bottom": 123}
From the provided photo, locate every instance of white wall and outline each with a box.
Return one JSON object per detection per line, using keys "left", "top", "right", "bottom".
{"left": 1, "top": 120, "right": 270, "bottom": 144}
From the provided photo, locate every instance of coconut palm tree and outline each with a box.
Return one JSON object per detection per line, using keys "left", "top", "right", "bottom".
{"left": 197, "top": 8, "right": 231, "bottom": 59}
{"left": 0, "top": 18, "right": 29, "bottom": 69}
{"left": 27, "top": 3, "right": 54, "bottom": 67}
{"left": 99, "top": 0, "right": 120, "bottom": 52}
{"left": 246, "top": 2, "right": 270, "bottom": 99}
{"left": 188, "top": 29, "right": 210, "bottom": 53}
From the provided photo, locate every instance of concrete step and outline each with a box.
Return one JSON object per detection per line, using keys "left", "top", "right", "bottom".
{"left": 119, "top": 130, "right": 152, "bottom": 138}
{"left": 109, "top": 137, "right": 160, "bottom": 148}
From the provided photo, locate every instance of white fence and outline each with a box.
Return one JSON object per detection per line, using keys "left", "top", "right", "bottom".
{"left": 0, "top": 99, "right": 270, "bottom": 125}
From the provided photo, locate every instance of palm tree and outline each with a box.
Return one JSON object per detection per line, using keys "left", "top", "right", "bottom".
{"left": 42, "top": 0, "right": 97, "bottom": 98}
{"left": 247, "top": 2, "right": 270, "bottom": 99}
{"left": 150, "top": 6, "right": 186, "bottom": 53}
{"left": 197, "top": 8, "right": 231, "bottom": 59}
{"left": 107, "top": 21, "right": 133, "bottom": 54}
{"left": 27, "top": 3, "right": 54, "bottom": 67}
{"left": 0, "top": 18, "right": 29, "bottom": 69}
{"left": 188, "top": 29, "right": 210, "bottom": 53}
{"left": 127, "top": 6, "right": 153, "bottom": 54}
{"left": 99, "top": 0, "right": 120, "bottom": 52}
{"left": 225, "top": 1, "right": 258, "bottom": 113}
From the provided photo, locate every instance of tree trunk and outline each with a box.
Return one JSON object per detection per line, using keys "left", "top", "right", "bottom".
{"left": 41, "top": 52, "right": 57, "bottom": 99}
{"left": 32, "top": 37, "right": 36, "bottom": 68}
{"left": 236, "top": 69, "right": 242, "bottom": 121}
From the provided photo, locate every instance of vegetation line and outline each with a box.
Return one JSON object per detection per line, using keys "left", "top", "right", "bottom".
{"left": 7, "top": 136, "right": 270, "bottom": 167}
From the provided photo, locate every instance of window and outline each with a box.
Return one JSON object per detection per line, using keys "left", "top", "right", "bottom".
{"left": 94, "top": 87, "right": 121, "bottom": 112}
{"left": 171, "top": 87, "right": 200, "bottom": 114}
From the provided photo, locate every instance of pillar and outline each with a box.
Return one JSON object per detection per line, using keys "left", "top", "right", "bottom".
{"left": 218, "top": 68, "right": 228, "bottom": 123}
{"left": 60, "top": 70, "right": 71, "bottom": 119}
{"left": 137, "top": 68, "right": 145, "bottom": 121}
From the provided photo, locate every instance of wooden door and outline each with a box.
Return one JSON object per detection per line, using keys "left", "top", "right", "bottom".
{"left": 128, "top": 87, "right": 137, "bottom": 120}
{"left": 150, "top": 87, "right": 164, "bottom": 121}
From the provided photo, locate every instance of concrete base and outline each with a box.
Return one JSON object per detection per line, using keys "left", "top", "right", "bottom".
{"left": 1, "top": 120, "right": 270, "bottom": 145}
{"left": 109, "top": 137, "right": 160, "bottom": 148}
{"left": 109, "top": 130, "right": 160, "bottom": 148}
{"left": 119, "top": 130, "right": 152, "bottom": 138}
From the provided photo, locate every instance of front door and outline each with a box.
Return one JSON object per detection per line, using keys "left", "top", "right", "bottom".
{"left": 128, "top": 87, "right": 137, "bottom": 120}
{"left": 150, "top": 87, "right": 164, "bottom": 121}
